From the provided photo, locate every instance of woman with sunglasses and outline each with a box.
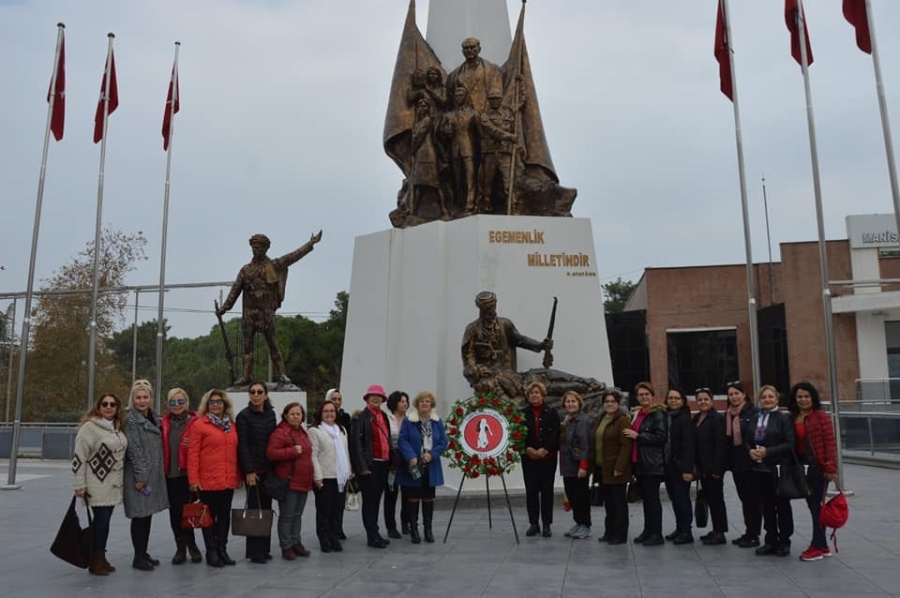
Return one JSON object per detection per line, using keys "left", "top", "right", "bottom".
{"left": 160, "top": 387, "right": 202, "bottom": 564}
{"left": 693, "top": 387, "right": 728, "bottom": 545}
{"left": 236, "top": 381, "right": 277, "bottom": 563}
{"left": 73, "top": 392, "right": 128, "bottom": 575}
{"left": 123, "top": 379, "right": 169, "bottom": 571}
{"left": 188, "top": 389, "right": 241, "bottom": 567}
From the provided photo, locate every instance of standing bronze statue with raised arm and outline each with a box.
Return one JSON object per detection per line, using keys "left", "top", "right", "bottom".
{"left": 217, "top": 231, "right": 323, "bottom": 386}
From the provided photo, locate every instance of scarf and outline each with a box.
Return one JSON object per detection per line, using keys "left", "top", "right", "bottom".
{"left": 725, "top": 404, "right": 743, "bottom": 447}
{"left": 207, "top": 412, "right": 232, "bottom": 433}
{"left": 320, "top": 422, "right": 350, "bottom": 490}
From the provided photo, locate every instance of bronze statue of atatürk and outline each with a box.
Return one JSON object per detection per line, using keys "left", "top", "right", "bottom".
{"left": 217, "top": 231, "right": 322, "bottom": 387}
{"left": 384, "top": 3, "right": 576, "bottom": 228}
{"left": 461, "top": 291, "right": 605, "bottom": 404}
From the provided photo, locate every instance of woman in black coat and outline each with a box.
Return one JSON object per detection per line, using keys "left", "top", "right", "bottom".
{"left": 521, "top": 381, "right": 560, "bottom": 538}
{"left": 725, "top": 381, "right": 761, "bottom": 548}
{"left": 236, "top": 381, "right": 277, "bottom": 563}
{"left": 623, "top": 381, "right": 668, "bottom": 547}
{"left": 663, "top": 388, "right": 696, "bottom": 544}
{"left": 693, "top": 387, "right": 728, "bottom": 545}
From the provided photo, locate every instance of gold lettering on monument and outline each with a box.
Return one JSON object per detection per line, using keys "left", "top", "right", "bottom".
{"left": 488, "top": 230, "right": 545, "bottom": 244}
{"left": 527, "top": 252, "right": 591, "bottom": 268}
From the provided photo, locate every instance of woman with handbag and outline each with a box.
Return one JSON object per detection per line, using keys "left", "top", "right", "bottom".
{"left": 72, "top": 392, "right": 128, "bottom": 575}
{"left": 663, "top": 388, "right": 696, "bottom": 545}
{"left": 187, "top": 389, "right": 241, "bottom": 568}
{"left": 398, "top": 391, "right": 448, "bottom": 544}
{"left": 559, "top": 391, "right": 593, "bottom": 539}
{"left": 622, "top": 381, "right": 667, "bottom": 547}
{"left": 309, "top": 399, "right": 352, "bottom": 553}
{"left": 693, "top": 387, "right": 728, "bottom": 545}
{"left": 236, "top": 381, "right": 277, "bottom": 564}
{"left": 725, "top": 380, "right": 761, "bottom": 548}
{"left": 123, "top": 379, "right": 169, "bottom": 571}
{"left": 383, "top": 391, "right": 410, "bottom": 539}
{"left": 592, "top": 389, "right": 631, "bottom": 545}
{"left": 266, "top": 402, "right": 314, "bottom": 560}
{"left": 788, "top": 381, "right": 838, "bottom": 562}
{"left": 160, "top": 387, "right": 202, "bottom": 565}
{"left": 747, "top": 385, "right": 796, "bottom": 558}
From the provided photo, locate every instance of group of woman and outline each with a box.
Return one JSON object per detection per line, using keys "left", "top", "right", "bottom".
{"left": 522, "top": 379, "right": 838, "bottom": 562}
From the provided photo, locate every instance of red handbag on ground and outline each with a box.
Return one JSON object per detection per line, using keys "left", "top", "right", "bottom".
{"left": 181, "top": 494, "right": 213, "bottom": 529}
{"left": 819, "top": 481, "right": 849, "bottom": 552}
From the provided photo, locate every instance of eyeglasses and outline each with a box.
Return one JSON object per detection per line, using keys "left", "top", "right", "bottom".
{"left": 249, "top": 389, "right": 266, "bottom": 396}
{"left": 726, "top": 380, "right": 741, "bottom": 387}
{"left": 169, "top": 399, "right": 186, "bottom": 406}
{"left": 208, "top": 399, "right": 225, "bottom": 405}
{"left": 695, "top": 387, "right": 711, "bottom": 394}
{"left": 100, "top": 402, "right": 117, "bottom": 408}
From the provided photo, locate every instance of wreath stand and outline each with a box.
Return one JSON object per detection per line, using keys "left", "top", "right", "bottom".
{"left": 442, "top": 472, "right": 520, "bottom": 544}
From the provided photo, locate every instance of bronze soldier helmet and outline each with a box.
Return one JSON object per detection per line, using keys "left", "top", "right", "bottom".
{"left": 249, "top": 234, "right": 271, "bottom": 249}
{"left": 475, "top": 291, "right": 497, "bottom": 308}
{"left": 488, "top": 88, "right": 503, "bottom": 100}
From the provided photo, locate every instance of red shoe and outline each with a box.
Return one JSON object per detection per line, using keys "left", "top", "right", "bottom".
{"left": 291, "top": 543, "right": 311, "bottom": 557}
{"left": 800, "top": 546, "right": 824, "bottom": 562}
{"left": 820, "top": 546, "right": 832, "bottom": 557}
{"left": 281, "top": 548, "right": 296, "bottom": 561}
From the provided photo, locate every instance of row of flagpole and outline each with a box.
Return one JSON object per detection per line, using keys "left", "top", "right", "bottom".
{"left": 5, "top": 26, "right": 181, "bottom": 488}
{"left": 716, "top": 0, "right": 899, "bottom": 488}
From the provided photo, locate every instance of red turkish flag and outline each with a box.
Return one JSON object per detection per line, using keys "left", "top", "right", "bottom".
{"left": 785, "top": 0, "right": 814, "bottom": 66}
{"left": 714, "top": 0, "right": 733, "bottom": 101}
{"left": 843, "top": 0, "right": 872, "bottom": 54}
{"left": 162, "top": 63, "right": 179, "bottom": 150}
{"left": 93, "top": 50, "right": 119, "bottom": 144}
{"left": 46, "top": 33, "right": 66, "bottom": 141}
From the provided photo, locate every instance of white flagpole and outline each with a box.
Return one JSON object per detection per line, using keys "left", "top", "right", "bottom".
{"left": 4, "top": 23, "right": 65, "bottom": 489}
{"left": 796, "top": 1, "right": 845, "bottom": 484}
{"left": 863, "top": 0, "right": 900, "bottom": 240}
{"left": 155, "top": 41, "right": 180, "bottom": 413}
{"left": 722, "top": 0, "right": 761, "bottom": 394}
{"left": 86, "top": 33, "right": 116, "bottom": 410}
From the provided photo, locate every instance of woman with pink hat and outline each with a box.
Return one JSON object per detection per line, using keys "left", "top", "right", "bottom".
{"left": 349, "top": 384, "right": 393, "bottom": 548}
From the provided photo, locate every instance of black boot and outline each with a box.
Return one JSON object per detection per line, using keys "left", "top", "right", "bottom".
{"left": 408, "top": 501, "right": 421, "bottom": 544}
{"left": 171, "top": 537, "right": 187, "bottom": 565}
{"left": 132, "top": 554, "right": 155, "bottom": 571}
{"left": 185, "top": 533, "right": 203, "bottom": 563}
{"left": 219, "top": 542, "right": 236, "bottom": 566}
{"left": 203, "top": 529, "right": 224, "bottom": 567}
{"left": 422, "top": 501, "right": 435, "bottom": 543}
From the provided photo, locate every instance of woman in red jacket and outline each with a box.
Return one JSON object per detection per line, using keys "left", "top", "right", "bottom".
{"left": 160, "top": 387, "right": 201, "bottom": 564}
{"left": 266, "top": 402, "right": 314, "bottom": 560}
{"left": 188, "top": 389, "right": 241, "bottom": 568}
{"left": 788, "top": 382, "right": 837, "bottom": 562}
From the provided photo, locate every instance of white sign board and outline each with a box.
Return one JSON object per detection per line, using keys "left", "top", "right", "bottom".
{"left": 847, "top": 214, "right": 899, "bottom": 249}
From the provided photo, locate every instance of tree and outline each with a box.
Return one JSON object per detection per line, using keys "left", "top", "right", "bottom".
{"left": 23, "top": 228, "right": 147, "bottom": 420}
{"left": 602, "top": 277, "right": 636, "bottom": 314}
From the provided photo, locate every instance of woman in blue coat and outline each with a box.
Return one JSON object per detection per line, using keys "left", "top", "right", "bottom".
{"left": 398, "top": 391, "right": 448, "bottom": 544}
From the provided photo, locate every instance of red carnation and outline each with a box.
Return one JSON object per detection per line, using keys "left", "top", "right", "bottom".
{"left": 449, "top": 427, "right": 458, "bottom": 436}
{"left": 471, "top": 471, "right": 480, "bottom": 479}
{"left": 512, "top": 431, "right": 522, "bottom": 440}
{"left": 478, "top": 397, "right": 488, "bottom": 406}
{"left": 506, "top": 451, "right": 514, "bottom": 460}
{"left": 513, "top": 415, "right": 523, "bottom": 423}
{"left": 456, "top": 407, "right": 464, "bottom": 416}
{"left": 492, "top": 398, "right": 501, "bottom": 406}
{"left": 454, "top": 452, "right": 463, "bottom": 460}
{"left": 504, "top": 407, "right": 513, "bottom": 415}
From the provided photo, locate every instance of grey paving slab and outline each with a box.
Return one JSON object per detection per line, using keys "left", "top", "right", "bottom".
{"left": 1, "top": 459, "right": 898, "bottom": 598}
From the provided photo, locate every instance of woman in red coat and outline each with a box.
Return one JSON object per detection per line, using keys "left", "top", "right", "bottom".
{"left": 788, "top": 382, "right": 837, "bottom": 562}
{"left": 187, "top": 389, "right": 241, "bottom": 568}
{"left": 266, "top": 402, "right": 314, "bottom": 560}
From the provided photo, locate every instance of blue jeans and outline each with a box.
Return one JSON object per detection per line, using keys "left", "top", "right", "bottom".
{"left": 276, "top": 490, "right": 308, "bottom": 549}
{"left": 805, "top": 465, "right": 828, "bottom": 549}
{"left": 91, "top": 506, "right": 114, "bottom": 551}
{"left": 665, "top": 474, "right": 693, "bottom": 534}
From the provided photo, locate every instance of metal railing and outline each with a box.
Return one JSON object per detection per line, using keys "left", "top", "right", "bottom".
{"left": 855, "top": 377, "right": 900, "bottom": 406}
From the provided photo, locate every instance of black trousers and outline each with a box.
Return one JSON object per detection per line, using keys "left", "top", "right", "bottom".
{"left": 637, "top": 474, "right": 664, "bottom": 536}
{"left": 748, "top": 471, "right": 794, "bottom": 547}
{"left": 130, "top": 516, "right": 152, "bottom": 557}
{"left": 358, "top": 460, "right": 388, "bottom": 542}
{"left": 522, "top": 458, "right": 557, "bottom": 526}
{"left": 245, "top": 475, "right": 273, "bottom": 558}
{"left": 383, "top": 474, "right": 409, "bottom": 529}
{"left": 165, "top": 475, "right": 197, "bottom": 544}
{"left": 200, "top": 489, "right": 234, "bottom": 552}
{"left": 563, "top": 475, "right": 591, "bottom": 527}
{"left": 733, "top": 471, "right": 762, "bottom": 538}
{"left": 601, "top": 483, "right": 629, "bottom": 539}
{"left": 91, "top": 506, "right": 114, "bottom": 552}
{"left": 404, "top": 468, "right": 436, "bottom": 500}
{"left": 314, "top": 478, "right": 345, "bottom": 547}
{"left": 700, "top": 475, "right": 729, "bottom": 533}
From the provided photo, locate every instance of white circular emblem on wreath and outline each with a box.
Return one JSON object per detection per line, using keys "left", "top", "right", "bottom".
{"left": 457, "top": 408, "right": 509, "bottom": 459}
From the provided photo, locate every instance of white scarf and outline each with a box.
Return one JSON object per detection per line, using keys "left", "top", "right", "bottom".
{"left": 321, "top": 422, "right": 350, "bottom": 490}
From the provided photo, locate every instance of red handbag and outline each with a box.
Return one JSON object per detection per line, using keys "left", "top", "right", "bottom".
{"left": 181, "top": 494, "right": 213, "bottom": 529}
{"left": 819, "top": 481, "right": 849, "bottom": 552}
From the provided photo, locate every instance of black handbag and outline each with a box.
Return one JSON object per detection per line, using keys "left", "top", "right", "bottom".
{"left": 231, "top": 487, "right": 274, "bottom": 537}
{"left": 590, "top": 483, "right": 604, "bottom": 507}
{"left": 694, "top": 481, "right": 709, "bottom": 528}
{"left": 50, "top": 496, "right": 93, "bottom": 569}
{"left": 262, "top": 474, "right": 289, "bottom": 502}
{"left": 775, "top": 453, "right": 810, "bottom": 499}
{"left": 627, "top": 476, "right": 642, "bottom": 503}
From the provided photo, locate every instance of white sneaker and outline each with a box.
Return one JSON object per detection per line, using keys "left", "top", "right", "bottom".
{"left": 573, "top": 525, "right": 592, "bottom": 539}
{"left": 564, "top": 524, "right": 580, "bottom": 537}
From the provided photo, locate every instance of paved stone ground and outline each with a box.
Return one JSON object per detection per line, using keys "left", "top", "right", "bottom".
{"left": 0, "top": 460, "right": 897, "bottom": 598}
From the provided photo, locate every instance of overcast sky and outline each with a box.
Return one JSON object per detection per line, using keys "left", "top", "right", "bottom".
{"left": 2, "top": 0, "right": 899, "bottom": 340}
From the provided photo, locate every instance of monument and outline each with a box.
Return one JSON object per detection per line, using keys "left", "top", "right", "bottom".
{"left": 340, "top": 1, "right": 613, "bottom": 490}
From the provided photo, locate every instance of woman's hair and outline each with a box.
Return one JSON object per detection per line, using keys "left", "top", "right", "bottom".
{"left": 525, "top": 380, "right": 547, "bottom": 399}
{"left": 281, "top": 402, "right": 304, "bottom": 423}
{"left": 81, "top": 392, "right": 124, "bottom": 430}
{"left": 198, "top": 389, "right": 235, "bottom": 419}
{"left": 726, "top": 380, "right": 752, "bottom": 405}
{"left": 787, "top": 381, "right": 822, "bottom": 415}
{"left": 127, "top": 379, "right": 153, "bottom": 410}
{"left": 387, "top": 391, "right": 409, "bottom": 414}
{"left": 561, "top": 390, "right": 583, "bottom": 409}
{"left": 413, "top": 391, "right": 437, "bottom": 410}
{"left": 694, "top": 387, "right": 714, "bottom": 402}
{"left": 600, "top": 389, "right": 621, "bottom": 403}
{"left": 314, "top": 400, "right": 339, "bottom": 426}
{"left": 634, "top": 381, "right": 654, "bottom": 396}
{"left": 758, "top": 384, "right": 781, "bottom": 405}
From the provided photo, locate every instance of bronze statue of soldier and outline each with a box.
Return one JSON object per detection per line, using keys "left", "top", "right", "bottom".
{"left": 477, "top": 89, "right": 517, "bottom": 213}
{"left": 217, "top": 231, "right": 322, "bottom": 386}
